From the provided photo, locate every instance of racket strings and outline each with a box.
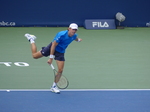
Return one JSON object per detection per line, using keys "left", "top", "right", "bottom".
{"left": 57, "top": 76, "right": 69, "bottom": 89}
{"left": 52, "top": 68, "right": 69, "bottom": 89}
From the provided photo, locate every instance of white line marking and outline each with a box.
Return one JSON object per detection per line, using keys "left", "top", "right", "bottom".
{"left": 0, "top": 89, "right": 150, "bottom": 92}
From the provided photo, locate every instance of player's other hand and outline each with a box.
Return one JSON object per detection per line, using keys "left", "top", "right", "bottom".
{"left": 77, "top": 38, "right": 82, "bottom": 42}
{"left": 79, "top": 38, "right": 82, "bottom": 42}
{"left": 47, "top": 58, "right": 53, "bottom": 65}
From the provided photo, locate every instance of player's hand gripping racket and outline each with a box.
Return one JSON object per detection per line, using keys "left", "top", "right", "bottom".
{"left": 50, "top": 64, "right": 69, "bottom": 89}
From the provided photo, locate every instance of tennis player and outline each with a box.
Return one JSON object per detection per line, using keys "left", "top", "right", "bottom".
{"left": 25, "top": 23, "right": 82, "bottom": 93}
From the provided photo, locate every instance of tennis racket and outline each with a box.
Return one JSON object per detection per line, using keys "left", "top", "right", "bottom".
{"left": 50, "top": 64, "right": 69, "bottom": 89}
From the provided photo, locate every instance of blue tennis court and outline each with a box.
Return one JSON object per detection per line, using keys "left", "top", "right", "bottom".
{"left": 0, "top": 90, "right": 150, "bottom": 112}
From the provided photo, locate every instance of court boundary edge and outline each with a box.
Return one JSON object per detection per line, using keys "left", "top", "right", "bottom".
{"left": 0, "top": 89, "right": 150, "bottom": 92}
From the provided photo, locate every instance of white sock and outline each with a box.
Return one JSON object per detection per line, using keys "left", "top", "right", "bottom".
{"left": 52, "top": 82, "right": 56, "bottom": 87}
{"left": 30, "top": 39, "right": 35, "bottom": 44}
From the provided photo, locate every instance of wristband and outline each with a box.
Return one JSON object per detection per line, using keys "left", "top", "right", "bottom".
{"left": 49, "top": 55, "right": 54, "bottom": 59}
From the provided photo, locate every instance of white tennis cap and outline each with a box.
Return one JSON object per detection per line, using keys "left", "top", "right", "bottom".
{"left": 69, "top": 23, "right": 78, "bottom": 30}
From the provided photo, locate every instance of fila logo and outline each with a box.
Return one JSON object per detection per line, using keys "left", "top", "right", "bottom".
{"left": 92, "top": 22, "right": 109, "bottom": 27}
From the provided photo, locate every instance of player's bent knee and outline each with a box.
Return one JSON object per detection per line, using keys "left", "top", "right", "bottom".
{"left": 32, "top": 52, "right": 43, "bottom": 59}
{"left": 32, "top": 55, "right": 38, "bottom": 59}
{"left": 32, "top": 54, "right": 39, "bottom": 59}
{"left": 33, "top": 57, "right": 38, "bottom": 59}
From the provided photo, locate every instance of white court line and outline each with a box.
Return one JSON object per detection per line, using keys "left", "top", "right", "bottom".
{"left": 0, "top": 89, "right": 150, "bottom": 91}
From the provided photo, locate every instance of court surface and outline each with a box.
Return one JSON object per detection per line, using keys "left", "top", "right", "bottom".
{"left": 0, "top": 89, "right": 150, "bottom": 112}
{"left": 0, "top": 27, "right": 150, "bottom": 111}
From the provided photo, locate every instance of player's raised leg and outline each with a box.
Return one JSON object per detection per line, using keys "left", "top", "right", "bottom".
{"left": 25, "top": 33, "right": 43, "bottom": 59}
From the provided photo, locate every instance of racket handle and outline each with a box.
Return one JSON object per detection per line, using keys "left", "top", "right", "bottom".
{"left": 50, "top": 64, "right": 55, "bottom": 70}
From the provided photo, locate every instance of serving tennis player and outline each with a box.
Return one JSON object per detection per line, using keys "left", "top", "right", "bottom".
{"left": 25, "top": 23, "right": 82, "bottom": 93}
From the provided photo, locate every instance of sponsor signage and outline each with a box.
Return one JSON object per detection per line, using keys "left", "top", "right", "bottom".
{"left": 0, "top": 21, "right": 16, "bottom": 26}
{"left": 84, "top": 19, "right": 116, "bottom": 29}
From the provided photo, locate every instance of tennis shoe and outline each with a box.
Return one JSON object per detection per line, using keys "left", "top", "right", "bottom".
{"left": 51, "top": 86, "right": 60, "bottom": 94}
{"left": 24, "top": 33, "right": 36, "bottom": 42}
